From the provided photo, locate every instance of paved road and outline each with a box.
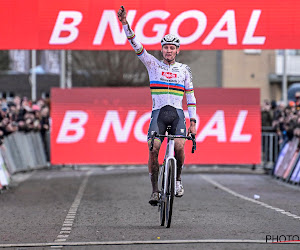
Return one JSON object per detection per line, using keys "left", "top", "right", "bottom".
{"left": 0, "top": 166, "right": 300, "bottom": 249}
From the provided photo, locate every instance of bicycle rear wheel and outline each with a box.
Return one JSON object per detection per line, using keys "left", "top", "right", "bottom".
{"left": 165, "top": 160, "right": 175, "bottom": 228}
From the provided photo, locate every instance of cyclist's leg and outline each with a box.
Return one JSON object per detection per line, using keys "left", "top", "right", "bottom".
{"left": 147, "top": 110, "right": 163, "bottom": 194}
{"left": 174, "top": 109, "right": 187, "bottom": 181}
{"left": 174, "top": 138, "right": 185, "bottom": 197}
{"left": 148, "top": 139, "right": 161, "bottom": 193}
{"left": 174, "top": 138, "right": 186, "bottom": 180}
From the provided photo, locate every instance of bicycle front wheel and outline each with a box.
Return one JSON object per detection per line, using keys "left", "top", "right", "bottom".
{"left": 159, "top": 163, "right": 165, "bottom": 226}
{"left": 165, "top": 160, "right": 175, "bottom": 228}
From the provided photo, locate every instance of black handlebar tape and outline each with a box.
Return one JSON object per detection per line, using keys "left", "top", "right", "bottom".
{"left": 191, "top": 134, "right": 196, "bottom": 153}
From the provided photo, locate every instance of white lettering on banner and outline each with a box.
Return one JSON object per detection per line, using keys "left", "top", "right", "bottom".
{"left": 170, "top": 10, "right": 207, "bottom": 45}
{"left": 135, "top": 10, "right": 170, "bottom": 45}
{"left": 230, "top": 110, "right": 252, "bottom": 142}
{"left": 203, "top": 10, "right": 237, "bottom": 45}
{"left": 57, "top": 111, "right": 88, "bottom": 143}
{"left": 134, "top": 111, "right": 152, "bottom": 142}
{"left": 50, "top": 9, "right": 265, "bottom": 46}
{"left": 197, "top": 110, "right": 226, "bottom": 142}
{"left": 93, "top": 10, "right": 137, "bottom": 45}
{"left": 56, "top": 110, "right": 253, "bottom": 144}
{"left": 196, "top": 110, "right": 252, "bottom": 142}
{"left": 49, "top": 11, "right": 83, "bottom": 45}
{"left": 97, "top": 110, "right": 137, "bottom": 142}
{"left": 242, "top": 10, "right": 266, "bottom": 45}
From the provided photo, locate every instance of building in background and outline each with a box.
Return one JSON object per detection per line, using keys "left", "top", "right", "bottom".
{"left": 271, "top": 50, "right": 300, "bottom": 101}
{"left": 222, "top": 50, "right": 275, "bottom": 103}
{"left": 9, "top": 50, "right": 30, "bottom": 73}
{"left": 189, "top": 49, "right": 300, "bottom": 104}
{"left": 0, "top": 50, "right": 60, "bottom": 99}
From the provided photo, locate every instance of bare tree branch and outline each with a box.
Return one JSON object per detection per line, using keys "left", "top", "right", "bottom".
{"left": 72, "top": 50, "right": 200, "bottom": 87}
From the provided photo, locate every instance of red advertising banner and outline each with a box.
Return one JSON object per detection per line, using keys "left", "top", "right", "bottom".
{"left": 0, "top": 0, "right": 300, "bottom": 49}
{"left": 51, "top": 88, "right": 261, "bottom": 165}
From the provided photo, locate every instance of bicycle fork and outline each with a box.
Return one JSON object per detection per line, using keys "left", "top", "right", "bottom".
{"left": 162, "top": 139, "right": 177, "bottom": 200}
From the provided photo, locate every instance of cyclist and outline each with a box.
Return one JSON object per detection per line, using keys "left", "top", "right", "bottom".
{"left": 118, "top": 6, "right": 197, "bottom": 206}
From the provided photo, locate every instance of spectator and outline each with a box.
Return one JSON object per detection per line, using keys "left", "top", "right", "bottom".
{"left": 295, "top": 92, "right": 300, "bottom": 111}
{"left": 40, "top": 106, "right": 50, "bottom": 161}
{"left": 264, "top": 96, "right": 300, "bottom": 146}
{"left": 0, "top": 96, "right": 50, "bottom": 146}
{"left": 261, "top": 100, "right": 273, "bottom": 130}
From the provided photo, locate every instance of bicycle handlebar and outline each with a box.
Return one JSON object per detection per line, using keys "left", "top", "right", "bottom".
{"left": 150, "top": 132, "right": 197, "bottom": 153}
{"left": 190, "top": 133, "right": 196, "bottom": 154}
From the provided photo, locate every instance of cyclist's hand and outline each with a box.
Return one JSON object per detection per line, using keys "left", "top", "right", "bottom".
{"left": 118, "top": 6, "right": 127, "bottom": 25}
{"left": 188, "top": 123, "right": 196, "bottom": 136}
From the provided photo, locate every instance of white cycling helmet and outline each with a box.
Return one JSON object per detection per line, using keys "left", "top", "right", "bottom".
{"left": 161, "top": 34, "right": 180, "bottom": 48}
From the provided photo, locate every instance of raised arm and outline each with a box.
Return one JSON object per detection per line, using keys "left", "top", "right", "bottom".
{"left": 117, "top": 6, "right": 156, "bottom": 67}
{"left": 117, "top": 6, "right": 145, "bottom": 55}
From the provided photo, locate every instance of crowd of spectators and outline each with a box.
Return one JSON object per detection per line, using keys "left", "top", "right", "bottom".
{"left": 0, "top": 95, "right": 50, "bottom": 146}
{"left": 261, "top": 94, "right": 300, "bottom": 144}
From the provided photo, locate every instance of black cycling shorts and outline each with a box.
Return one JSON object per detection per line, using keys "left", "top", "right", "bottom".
{"left": 147, "top": 105, "right": 186, "bottom": 142}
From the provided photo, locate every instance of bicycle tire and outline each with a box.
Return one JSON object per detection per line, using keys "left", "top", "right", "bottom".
{"left": 159, "top": 163, "right": 165, "bottom": 226}
{"left": 165, "top": 160, "right": 175, "bottom": 228}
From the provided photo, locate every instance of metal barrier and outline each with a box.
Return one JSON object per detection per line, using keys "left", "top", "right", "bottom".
{"left": 1, "top": 131, "right": 47, "bottom": 174}
{"left": 0, "top": 151, "right": 11, "bottom": 188}
{"left": 261, "top": 132, "right": 281, "bottom": 168}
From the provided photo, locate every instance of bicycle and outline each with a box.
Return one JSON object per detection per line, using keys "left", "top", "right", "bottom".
{"left": 150, "top": 127, "right": 196, "bottom": 228}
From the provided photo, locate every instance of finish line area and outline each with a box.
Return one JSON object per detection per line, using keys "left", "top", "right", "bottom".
{"left": 0, "top": 239, "right": 289, "bottom": 248}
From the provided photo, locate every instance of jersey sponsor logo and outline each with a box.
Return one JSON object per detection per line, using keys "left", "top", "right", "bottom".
{"left": 159, "top": 78, "right": 178, "bottom": 83}
{"left": 172, "top": 67, "right": 180, "bottom": 72}
{"left": 162, "top": 71, "right": 177, "bottom": 79}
